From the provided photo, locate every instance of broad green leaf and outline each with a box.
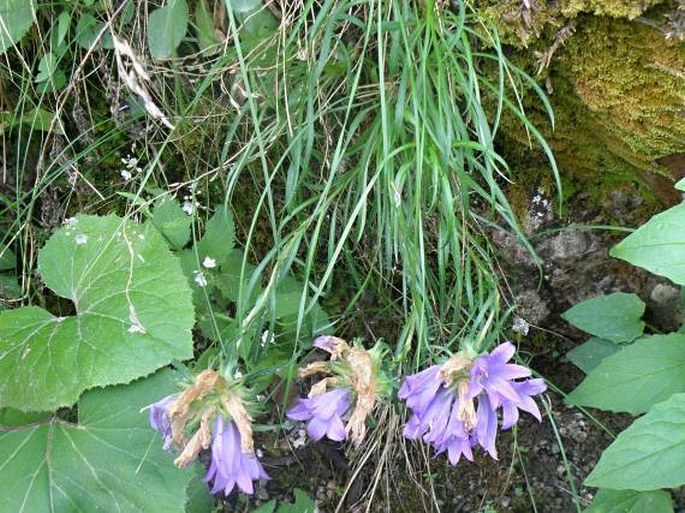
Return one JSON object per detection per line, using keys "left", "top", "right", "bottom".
{"left": 0, "top": 0, "right": 36, "bottom": 56}
{"left": 194, "top": 0, "right": 217, "bottom": 52}
{"left": 216, "top": 248, "right": 261, "bottom": 303}
{"left": 277, "top": 489, "right": 317, "bottom": 513}
{"left": 153, "top": 197, "right": 192, "bottom": 250}
{"left": 185, "top": 465, "right": 214, "bottom": 513}
{"left": 251, "top": 500, "right": 276, "bottom": 513}
{"left": 148, "top": 0, "right": 188, "bottom": 60}
{"left": 566, "top": 337, "right": 622, "bottom": 374}
{"left": 0, "top": 215, "right": 194, "bottom": 412}
{"left": 35, "top": 52, "right": 57, "bottom": 83}
{"left": 197, "top": 205, "right": 235, "bottom": 265}
{"left": 56, "top": 11, "right": 70, "bottom": 47}
{"left": 611, "top": 203, "right": 685, "bottom": 286}
{"left": 273, "top": 275, "right": 307, "bottom": 319}
{"left": 586, "top": 393, "right": 685, "bottom": 490}
{"left": 585, "top": 489, "right": 673, "bottom": 513}
{"left": 0, "top": 245, "right": 15, "bottom": 270}
{"left": 75, "top": 12, "right": 99, "bottom": 49}
{"left": 567, "top": 334, "right": 685, "bottom": 414}
{"left": 0, "top": 273, "right": 21, "bottom": 299}
{"left": 0, "top": 371, "right": 194, "bottom": 513}
{"left": 562, "top": 292, "right": 645, "bottom": 343}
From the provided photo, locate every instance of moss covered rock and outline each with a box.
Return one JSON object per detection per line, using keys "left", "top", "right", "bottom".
{"left": 476, "top": 1, "right": 685, "bottom": 204}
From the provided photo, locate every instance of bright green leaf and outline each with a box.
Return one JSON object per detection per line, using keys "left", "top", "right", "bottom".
{"left": 273, "top": 275, "right": 307, "bottom": 319}
{"left": 611, "top": 203, "right": 685, "bottom": 286}
{"left": 585, "top": 488, "right": 673, "bottom": 513}
{"left": 35, "top": 52, "right": 57, "bottom": 83}
{"left": 153, "top": 197, "right": 192, "bottom": 250}
{"left": 0, "top": 245, "right": 15, "bottom": 270}
{"left": 148, "top": 0, "right": 188, "bottom": 60}
{"left": 562, "top": 292, "right": 645, "bottom": 343}
{"left": 566, "top": 337, "right": 622, "bottom": 374}
{"left": 277, "top": 489, "right": 317, "bottom": 513}
{"left": 586, "top": 393, "right": 685, "bottom": 490}
{"left": 75, "top": 12, "right": 99, "bottom": 49}
{"left": 251, "top": 500, "right": 276, "bottom": 513}
{"left": 194, "top": 0, "right": 217, "bottom": 52}
{"left": 0, "top": 371, "right": 194, "bottom": 513}
{"left": 56, "top": 11, "right": 70, "bottom": 47}
{"left": 185, "top": 465, "right": 214, "bottom": 513}
{"left": 215, "top": 248, "right": 261, "bottom": 303}
{"left": 0, "top": 0, "right": 36, "bottom": 55}
{"left": 197, "top": 205, "right": 235, "bottom": 265}
{"left": 567, "top": 334, "right": 685, "bottom": 414}
{"left": 0, "top": 215, "right": 194, "bottom": 412}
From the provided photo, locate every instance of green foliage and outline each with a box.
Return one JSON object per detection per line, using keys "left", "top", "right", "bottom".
{"left": 585, "top": 489, "right": 673, "bottom": 513}
{"left": 585, "top": 393, "right": 685, "bottom": 490}
{"left": 0, "top": 215, "right": 194, "bottom": 411}
{"left": 611, "top": 203, "right": 685, "bottom": 286}
{"left": 0, "top": 0, "right": 36, "bottom": 55}
{"left": 148, "top": 0, "right": 189, "bottom": 60}
{"left": 562, "top": 292, "right": 645, "bottom": 343}
{"left": 567, "top": 202, "right": 685, "bottom": 496}
{"left": 153, "top": 197, "right": 193, "bottom": 250}
{"left": 566, "top": 336, "right": 621, "bottom": 374}
{"left": 0, "top": 370, "right": 194, "bottom": 513}
{"left": 252, "top": 489, "right": 317, "bottom": 513}
{"left": 567, "top": 334, "right": 685, "bottom": 414}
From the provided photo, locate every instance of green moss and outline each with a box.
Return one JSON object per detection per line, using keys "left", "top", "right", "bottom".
{"left": 564, "top": 17, "right": 685, "bottom": 163}
{"left": 475, "top": 0, "right": 669, "bottom": 46}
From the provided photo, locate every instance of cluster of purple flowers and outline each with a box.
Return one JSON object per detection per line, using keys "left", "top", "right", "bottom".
{"left": 148, "top": 339, "right": 545, "bottom": 499}
{"left": 400, "top": 342, "right": 546, "bottom": 464}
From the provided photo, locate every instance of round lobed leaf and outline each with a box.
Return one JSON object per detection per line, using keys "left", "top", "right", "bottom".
{"left": 0, "top": 215, "right": 194, "bottom": 412}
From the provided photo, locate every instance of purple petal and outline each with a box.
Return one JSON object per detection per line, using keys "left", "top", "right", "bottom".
{"left": 286, "top": 399, "right": 313, "bottom": 421}
{"left": 204, "top": 415, "right": 268, "bottom": 497}
{"left": 475, "top": 396, "right": 498, "bottom": 460}
{"left": 313, "top": 335, "right": 336, "bottom": 352}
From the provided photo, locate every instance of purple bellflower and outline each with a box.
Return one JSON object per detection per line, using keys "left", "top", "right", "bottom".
{"left": 204, "top": 415, "right": 270, "bottom": 496}
{"left": 399, "top": 342, "right": 546, "bottom": 465}
{"left": 148, "top": 393, "right": 177, "bottom": 450}
{"left": 286, "top": 387, "right": 351, "bottom": 441}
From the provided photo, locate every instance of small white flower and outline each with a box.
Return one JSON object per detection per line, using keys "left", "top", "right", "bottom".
{"left": 260, "top": 330, "right": 274, "bottom": 347}
{"left": 233, "top": 369, "right": 244, "bottom": 380}
{"left": 193, "top": 270, "right": 207, "bottom": 287}
{"left": 121, "top": 169, "right": 132, "bottom": 181}
{"left": 202, "top": 256, "right": 217, "bottom": 268}
{"left": 182, "top": 201, "right": 196, "bottom": 216}
{"left": 75, "top": 234, "right": 88, "bottom": 245}
{"left": 512, "top": 317, "right": 530, "bottom": 336}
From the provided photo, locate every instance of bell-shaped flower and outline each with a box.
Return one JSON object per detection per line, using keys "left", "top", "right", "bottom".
{"left": 399, "top": 342, "right": 546, "bottom": 466}
{"left": 287, "top": 387, "right": 351, "bottom": 441}
{"left": 147, "top": 393, "right": 177, "bottom": 450}
{"left": 204, "top": 415, "right": 270, "bottom": 496}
